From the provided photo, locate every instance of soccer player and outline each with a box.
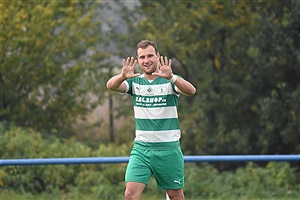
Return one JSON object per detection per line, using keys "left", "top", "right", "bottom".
{"left": 106, "top": 40, "right": 196, "bottom": 200}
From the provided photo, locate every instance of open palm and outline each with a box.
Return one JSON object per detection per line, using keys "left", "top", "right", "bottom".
{"left": 152, "top": 56, "right": 173, "bottom": 80}
{"left": 122, "top": 57, "right": 140, "bottom": 78}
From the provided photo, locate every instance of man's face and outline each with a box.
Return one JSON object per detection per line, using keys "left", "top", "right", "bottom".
{"left": 137, "top": 46, "right": 159, "bottom": 75}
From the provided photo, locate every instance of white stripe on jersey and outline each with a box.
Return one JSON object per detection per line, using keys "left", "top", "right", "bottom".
{"left": 135, "top": 130, "right": 181, "bottom": 142}
{"left": 132, "top": 82, "right": 178, "bottom": 96}
{"left": 134, "top": 106, "right": 178, "bottom": 119}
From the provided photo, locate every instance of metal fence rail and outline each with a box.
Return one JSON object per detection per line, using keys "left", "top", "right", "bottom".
{"left": 1, "top": 155, "right": 299, "bottom": 166}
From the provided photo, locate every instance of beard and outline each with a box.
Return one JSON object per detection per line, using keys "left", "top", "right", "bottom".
{"left": 142, "top": 63, "right": 158, "bottom": 75}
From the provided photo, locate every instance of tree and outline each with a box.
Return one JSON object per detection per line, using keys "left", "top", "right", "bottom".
{"left": 1, "top": 1, "right": 109, "bottom": 135}
{"left": 111, "top": 0, "right": 300, "bottom": 156}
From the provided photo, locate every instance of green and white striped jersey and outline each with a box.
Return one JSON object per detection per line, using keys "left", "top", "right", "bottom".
{"left": 124, "top": 74, "right": 181, "bottom": 143}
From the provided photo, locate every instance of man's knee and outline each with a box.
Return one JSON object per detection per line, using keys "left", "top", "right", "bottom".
{"left": 166, "top": 189, "right": 184, "bottom": 200}
{"left": 124, "top": 188, "right": 134, "bottom": 200}
{"left": 124, "top": 188, "right": 143, "bottom": 200}
{"left": 124, "top": 182, "right": 145, "bottom": 200}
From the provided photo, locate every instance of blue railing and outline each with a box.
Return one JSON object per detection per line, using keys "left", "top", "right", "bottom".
{"left": 1, "top": 155, "right": 299, "bottom": 166}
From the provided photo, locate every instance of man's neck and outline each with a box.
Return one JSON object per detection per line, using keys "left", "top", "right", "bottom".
{"left": 144, "top": 73, "right": 158, "bottom": 81}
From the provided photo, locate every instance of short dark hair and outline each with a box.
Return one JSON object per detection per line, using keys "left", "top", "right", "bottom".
{"left": 136, "top": 40, "right": 158, "bottom": 54}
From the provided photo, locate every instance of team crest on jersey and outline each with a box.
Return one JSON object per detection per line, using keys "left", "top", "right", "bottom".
{"left": 146, "top": 86, "right": 154, "bottom": 95}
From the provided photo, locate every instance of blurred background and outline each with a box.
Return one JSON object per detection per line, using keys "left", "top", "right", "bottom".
{"left": 1, "top": 0, "right": 299, "bottom": 199}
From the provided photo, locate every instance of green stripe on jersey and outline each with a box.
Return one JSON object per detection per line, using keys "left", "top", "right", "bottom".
{"left": 126, "top": 75, "right": 181, "bottom": 142}
{"left": 136, "top": 118, "right": 179, "bottom": 131}
{"left": 134, "top": 140, "right": 180, "bottom": 150}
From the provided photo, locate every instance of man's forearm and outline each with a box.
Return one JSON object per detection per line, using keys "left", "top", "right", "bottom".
{"left": 106, "top": 74, "right": 126, "bottom": 92}
{"left": 173, "top": 77, "right": 196, "bottom": 96}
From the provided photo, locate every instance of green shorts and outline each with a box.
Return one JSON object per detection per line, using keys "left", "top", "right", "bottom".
{"left": 125, "top": 140, "right": 184, "bottom": 190}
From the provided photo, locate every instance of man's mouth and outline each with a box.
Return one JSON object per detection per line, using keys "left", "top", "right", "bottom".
{"left": 144, "top": 63, "right": 152, "bottom": 68}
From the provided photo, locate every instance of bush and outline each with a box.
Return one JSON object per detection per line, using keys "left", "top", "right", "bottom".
{"left": 184, "top": 162, "right": 300, "bottom": 199}
{"left": 0, "top": 125, "right": 130, "bottom": 199}
{"left": 1, "top": 124, "right": 299, "bottom": 199}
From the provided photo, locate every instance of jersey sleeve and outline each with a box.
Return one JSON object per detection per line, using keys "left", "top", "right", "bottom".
{"left": 173, "top": 75, "right": 182, "bottom": 95}
{"left": 125, "top": 78, "right": 133, "bottom": 95}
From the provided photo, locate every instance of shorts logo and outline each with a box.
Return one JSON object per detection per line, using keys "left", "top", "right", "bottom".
{"left": 173, "top": 179, "right": 182, "bottom": 184}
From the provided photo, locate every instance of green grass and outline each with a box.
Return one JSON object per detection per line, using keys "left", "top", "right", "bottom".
{"left": 1, "top": 189, "right": 298, "bottom": 200}
{"left": 1, "top": 189, "right": 97, "bottom": 200}
{"left": 0, "top": 189, "right": 164, "bottom": 200}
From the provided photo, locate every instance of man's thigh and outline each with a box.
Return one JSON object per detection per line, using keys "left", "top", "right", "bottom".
{"left": 151, "top": 148, "right": 184, "bottom": 190}
{"left": 125, "top": 148, "right": 152, "bottom": 184}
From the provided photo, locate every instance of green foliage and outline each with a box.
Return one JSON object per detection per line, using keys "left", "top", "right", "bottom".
{"left": 1, "top": 1, "right": 300, "bottom": 198}
{"left": 1, "top": 125, "right": 299, "bottom": 199}
{"left": 2, "top": 0, "right": 299, "bottom": 158}
{"left": 114, "top": 0, "right": 300, "bottom": 155}
{"left": 184, "top": 162, "right": 299, "bottom": 199}
{"left": 1, "top": 1, "right": 109, "bottom": 136}
{"left": 0, "top": 125, "right": 129, "bottom": 199}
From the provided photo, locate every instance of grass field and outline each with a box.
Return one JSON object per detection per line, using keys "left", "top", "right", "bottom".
{"left": 1, "top": 189, "right": 164, "bottom": 200}
{"left": 1, "top": 189, "right": 298, "bottom": 200}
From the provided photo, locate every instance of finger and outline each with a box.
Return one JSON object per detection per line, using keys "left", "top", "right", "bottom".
{"left": 129, "top": 57, "right": 135, "bottom": 66}
{"left": 122, "top": 59, "right": 125, "bottom": 67}
{"left": 168, "top": 59, "right": 172, "bottom": 67}
{"left": 126, "top": 57, "right": 131, "bottom": 66}
{"left": 164, "top": 56, "right": 168, "bottom": 66}
{"left": 132, "top": 73, "right": 141, "bottom": 77}
{"left": 160, "top": 56, "right": 165, "bottom": 66}
{"left": 157, "top": 57, "right": 161, "bottom": 69}
{"left": 132, "top": 59, "right": 137, "bottom": 68}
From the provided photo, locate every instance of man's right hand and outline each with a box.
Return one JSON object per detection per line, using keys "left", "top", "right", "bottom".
{"left": 106, "top": 57, "right": 140, "bottom": 92}
{"left": 122, "top": 57, "right": 140, "bottom": 79}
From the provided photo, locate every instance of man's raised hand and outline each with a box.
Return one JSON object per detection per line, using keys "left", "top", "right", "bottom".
{"left": 122, "top": 57, "right": 140, "bottom": 79}
{"left": 152, "top": 56, "right": 173, "bottom": 80}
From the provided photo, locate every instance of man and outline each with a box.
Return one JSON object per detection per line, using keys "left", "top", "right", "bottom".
{"left": 106, "top": 40, "right": 196, "bottom": 200}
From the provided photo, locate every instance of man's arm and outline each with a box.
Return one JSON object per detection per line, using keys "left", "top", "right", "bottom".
{"left": 106, "top": 74, "right": 127, "bottom": 93}
{"left": 152, "top": 56, "right": 196, "bottom": 96}
{"left": 106, "top": 57, "right": 140, "bottom": 93}
{"left": 172, "top": 75, "right": 196, "bottom": 96}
